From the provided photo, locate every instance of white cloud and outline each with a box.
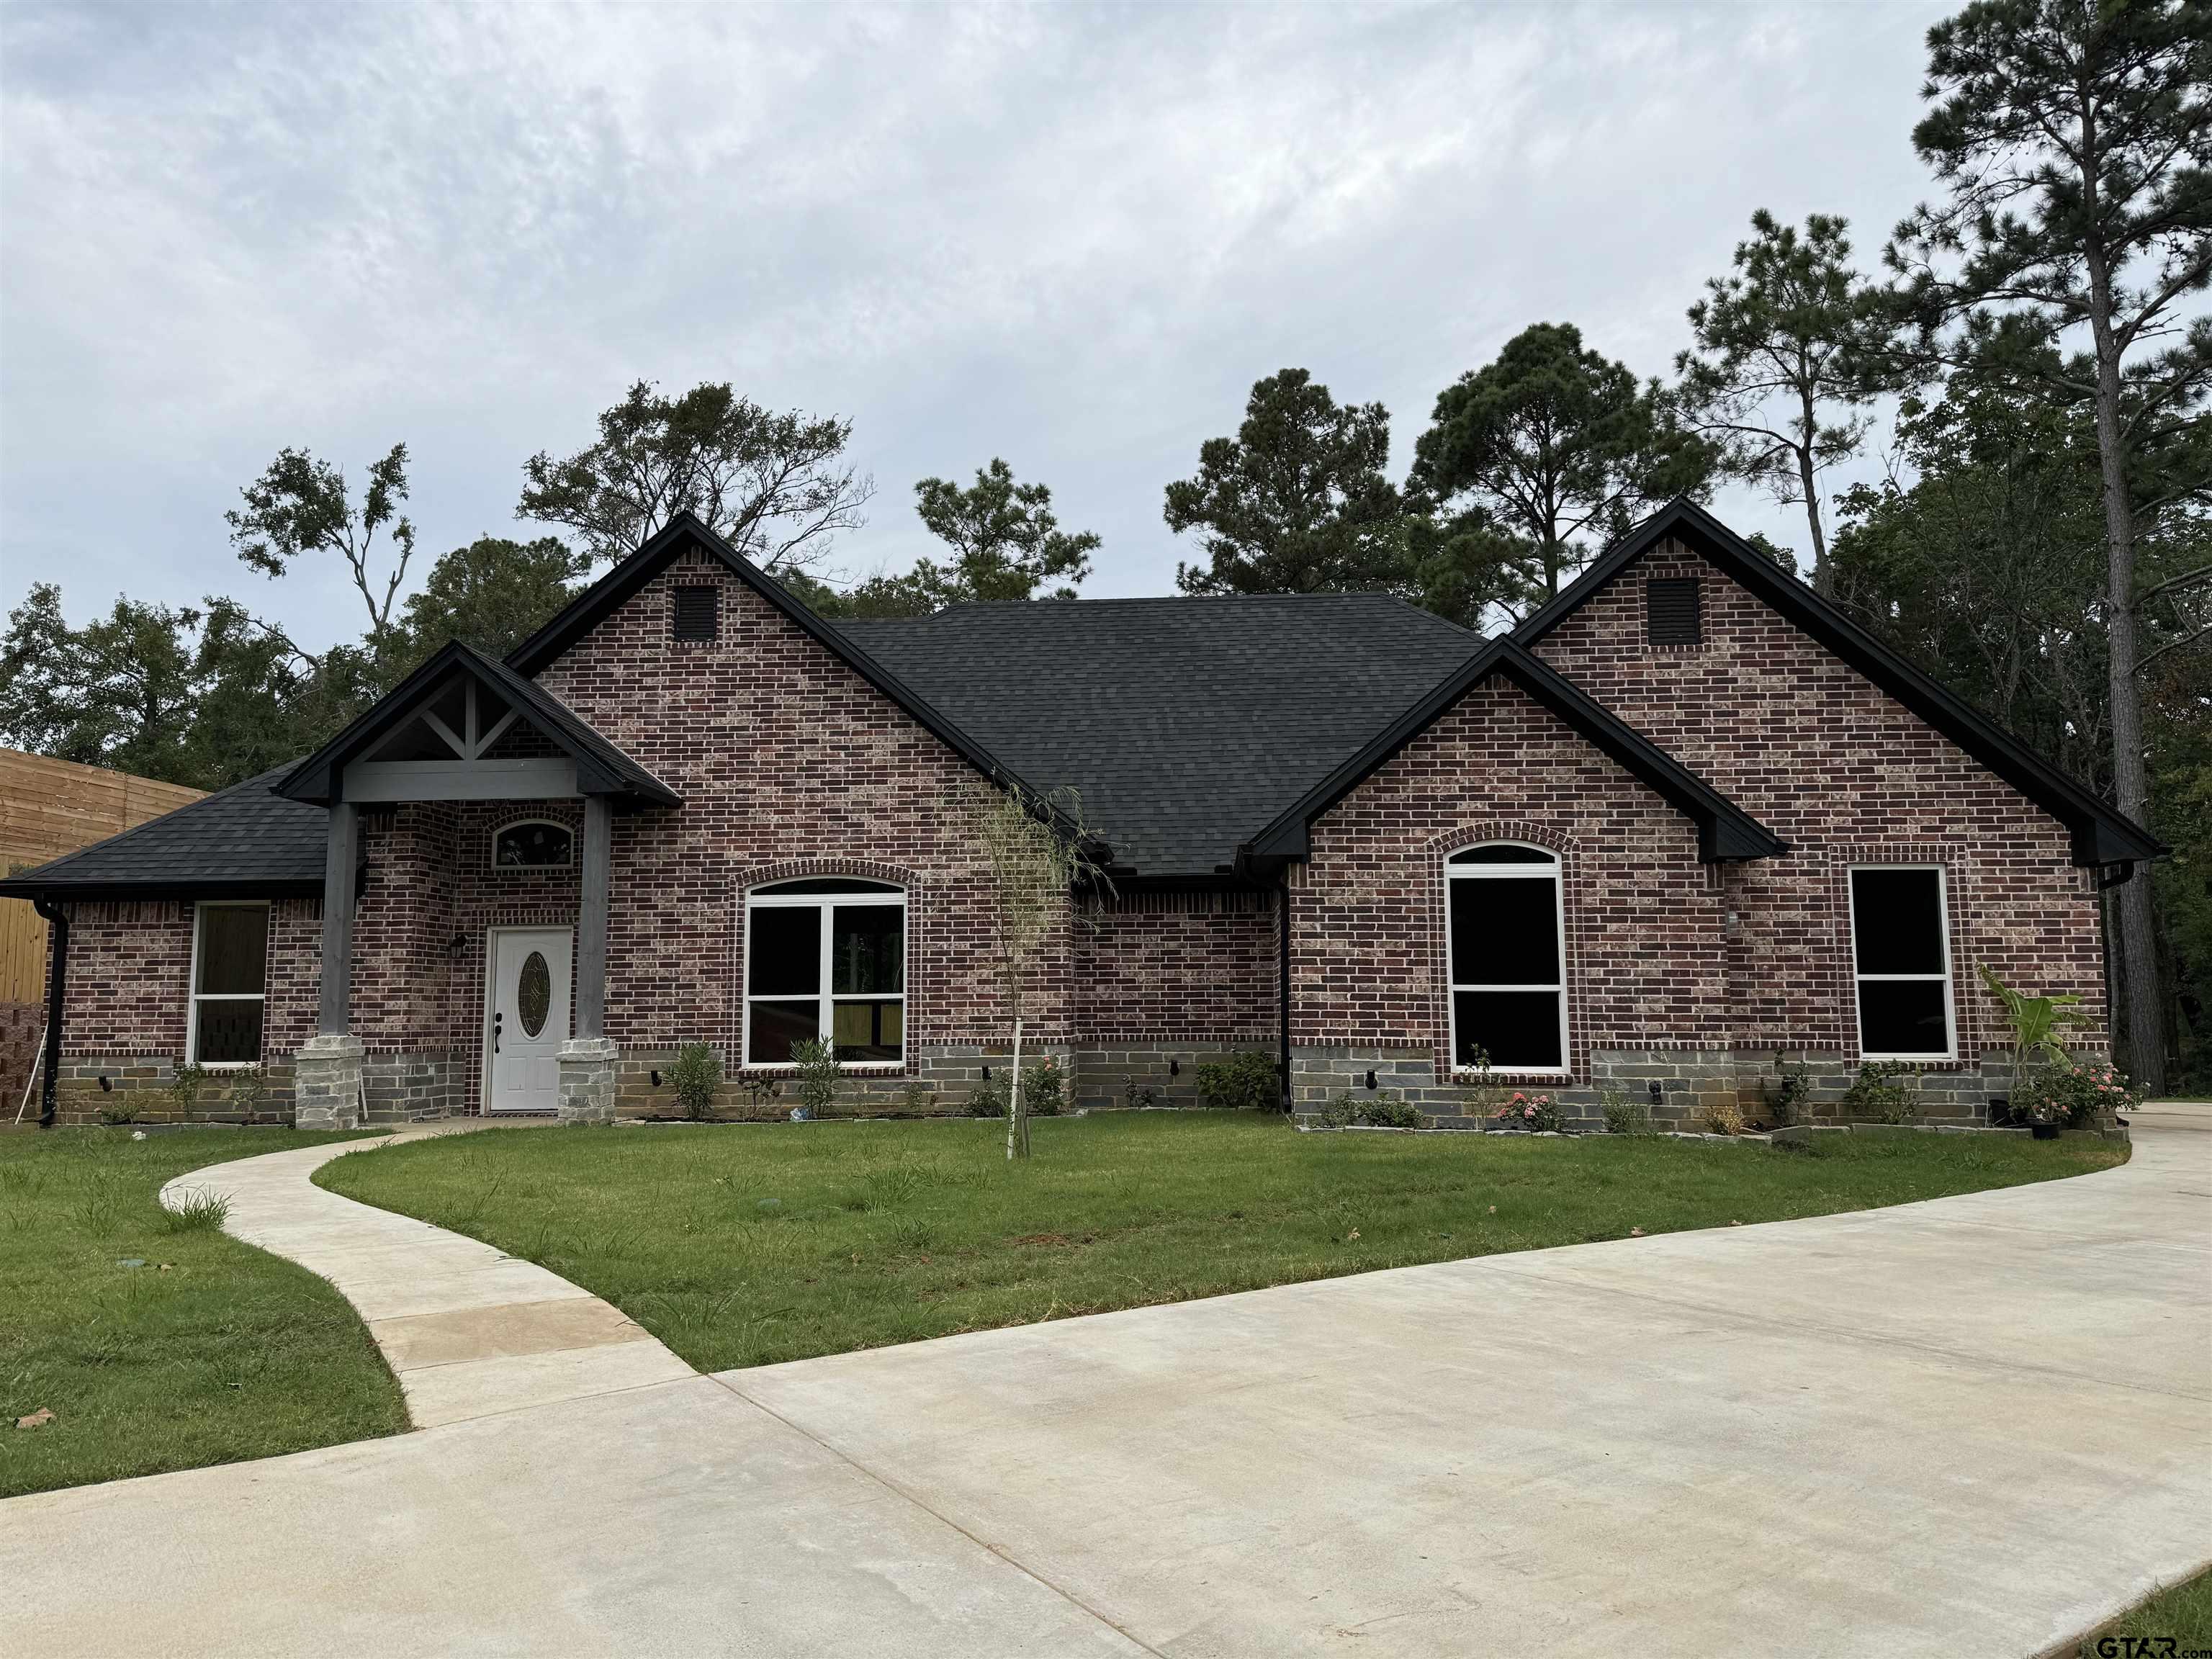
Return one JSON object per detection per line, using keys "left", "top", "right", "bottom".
{"left": 1, "top": 0, "right": 1946, "bottom": 649}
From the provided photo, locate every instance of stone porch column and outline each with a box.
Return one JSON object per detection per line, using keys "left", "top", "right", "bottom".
{"left": 558, "top": 795, "right": 616, "bottom": 1123}
{"left": 297, "top": 800, "right": 364, "bottom": 1130}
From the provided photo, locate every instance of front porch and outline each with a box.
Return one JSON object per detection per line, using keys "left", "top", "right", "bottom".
{"left": 276, "top": 642, "right": 678, "bottom": 1129}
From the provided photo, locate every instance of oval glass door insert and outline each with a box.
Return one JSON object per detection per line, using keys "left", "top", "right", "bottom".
{"left": 517, "top": 950, "right": 552, "bottom": 1037}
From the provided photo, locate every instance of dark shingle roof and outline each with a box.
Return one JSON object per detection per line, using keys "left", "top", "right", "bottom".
{"left": 0, "top": 769, "right": 327, "bottom": 899}
{"left": 842, "top": 594, "right": 1483, "bottom": 876}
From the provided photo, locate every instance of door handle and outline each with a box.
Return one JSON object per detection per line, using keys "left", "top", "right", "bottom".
{"left": 494, "top": 1010, "right": 502, "bottom": 1054}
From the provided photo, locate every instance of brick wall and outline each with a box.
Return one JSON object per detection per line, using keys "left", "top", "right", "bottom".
{"left": 1528, "top": 539, "right": 2107, "bottom": 1064}
{"left": 534, "top": 549, "right": 1070, "bottom": 1066}
{"left": 1295, "top": 676, "right": 1728, "bottom": 1087}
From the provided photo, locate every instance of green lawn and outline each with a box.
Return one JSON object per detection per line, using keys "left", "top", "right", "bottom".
{"left": 2074, "top": 1565, "right": 2212, "bottom": 1655}
{"left": 318, "top": 1112, "right": 2126, "bottom": 1373}
{"left": 1, "top": 1128, "right": 408, "bottom": 1499}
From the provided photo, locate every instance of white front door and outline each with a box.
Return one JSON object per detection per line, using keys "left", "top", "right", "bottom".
{"left": 487, "top": 928, "right": 572, "bottom": 1113}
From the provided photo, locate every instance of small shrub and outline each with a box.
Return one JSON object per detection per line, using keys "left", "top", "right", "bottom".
{"left": 164, "top": 1061, "right": 208, "bottom": 1123}
{"left": 1457, "top": 1044, "right": 1505, "bottom": 1115}
{"left": 161, "top": 1187, "right": 230, "bottom": 1233}
{"left": 1704, "top": 1098, "right": 1746, "bottom": 1136}
{"left": 2014, "top": 1058, "right": 2139, "bottom": 1129}
{"left": 1840, "top": 1061, "right": 1920, "bottom": 1124}
{"left": 1123, "top": 1074, "right": 1159, "bottom": 1110}
{"left": 896, "top": 1082, "right": 937, "bottom": 1115}
{"left": 739, "top": 1074, "right": 782, "bottom": 1118}
{"left": 1491, "top": 1091, "right": 1563, "bottom": 1133}
{"left": 667, "top": 1042, "right": 724, "bottom": 1121}
{"left": 1023, "top": 1057, "right": 1065, "bottom": 1118}
{"left": 789, "top": 1038, "right": 839, "bottom": 1118}
{"left": 96, "top": 1099, "right": 140, "bottom": 1127}
{"left": 1358, "top": 1097, "right": 1421, "bottom": 1128}
{"left": 1316, "top": 1092, "right": 1358, "bottom": 1128}
{"left": 1766, "top": 1056, "right": 1812, "bottom": 1128}
{"left": 225, "top": 1065, "right": 269, "bottom": 1124}
{"left": 966, "top": 1072, "right": 1007, "bottom": 1118}
{"left": 1195, "top": 1050, "right": 1280, "bottom": 1112}
{"left": 1599, "top": 1085, "right": 1653, "bottom": 1136}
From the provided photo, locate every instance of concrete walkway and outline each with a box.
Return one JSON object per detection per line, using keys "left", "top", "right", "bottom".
{"left": 8, "top": 1114, "right": 2208, "bottom": 1657}
{"left": 158, "top": 1124, "right": 691, "bottom": 1427}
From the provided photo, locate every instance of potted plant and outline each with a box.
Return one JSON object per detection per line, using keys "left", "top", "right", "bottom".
{"left": 1979, "top": 963, "right": 2091, "bottom": 1130}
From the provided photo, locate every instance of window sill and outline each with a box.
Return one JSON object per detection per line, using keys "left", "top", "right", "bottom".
{"left": 740, "top": 1062, "right": 908, "bottom": 1074}
{"left": 1857, "top": 1055, "right": 1960, "bottom": 1066}
{"left": 186, "top": 1061, "right": 264, "bottom": 1072}
{"left": 1453, "top": 1068, "right": 1569, "bottom": 1082}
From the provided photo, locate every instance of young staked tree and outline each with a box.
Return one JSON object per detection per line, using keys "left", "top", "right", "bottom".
{"left": 1166, "top": 368, "right": 1408, "bottom": 595}
{"left": 519, "top": 380, "right": 873, "bottom": 573}
{"left": 1888, "top": 0, "right": 2212, "bottom": 1090}
{"left": 227, "top": 442, "right": 418, "bottom": 661}
{"left": 1409, "top": 323, "right": 1713, "bottom": 615}
{"left": 1676, "top": 210, "right": 1897, "bottom": 594}
{"left": 963, "top": 779, "right": 1108, "bottom": 1161}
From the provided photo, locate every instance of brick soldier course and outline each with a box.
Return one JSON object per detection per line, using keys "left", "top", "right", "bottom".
{"left": 1, "top": 500, "right": 2162, "bottom": 1130}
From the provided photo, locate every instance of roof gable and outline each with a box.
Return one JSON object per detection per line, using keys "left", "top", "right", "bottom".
{"left": 1242, "top": 638, "right": 1787, "bottom": 869}
{"left": 506, "top": 513, "right": 1073, "bottom": 822}
{"left": 274, "top": 641, "right": 679, "bottom": 807}
{"left": 1511, "top": 499, "right": 2164, "bottom": 868}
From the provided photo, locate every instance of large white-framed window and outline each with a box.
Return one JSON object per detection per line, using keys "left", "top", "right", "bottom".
{"left": 743, "top": 878, "right": 906, "bottom": 1067}
{"left": 1848, "top": 865, "right": 1956, "bottom": 1060}
{"left": 188, "top": 901, "right": 269, "bottom": 1067}
{"left": 1445, "top": 843, "right": 1568, "bottom": 1074}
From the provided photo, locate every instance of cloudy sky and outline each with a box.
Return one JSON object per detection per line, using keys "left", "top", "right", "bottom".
{"left": 1, "top": 1, "right": 1948, "bottom": 652}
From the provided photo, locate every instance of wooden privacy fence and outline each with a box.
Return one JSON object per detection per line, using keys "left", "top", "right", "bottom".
{"left": 0, "top": 747, "right": 205, "bottom": 1004}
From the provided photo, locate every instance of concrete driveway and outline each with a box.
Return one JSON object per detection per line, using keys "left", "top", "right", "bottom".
{"left": 8, "top": 1113, "right": 2208, "bottom": 1657}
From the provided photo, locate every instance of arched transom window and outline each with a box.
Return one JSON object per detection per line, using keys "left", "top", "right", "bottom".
{"left": 493, "top": 819, "right": 573, "bottom": 869}
{"left": 1445, "top": 843, "right": 1567, "bottom": 1074}
{"left": 745, "top": 878, "right": 906, "bottom": 1066}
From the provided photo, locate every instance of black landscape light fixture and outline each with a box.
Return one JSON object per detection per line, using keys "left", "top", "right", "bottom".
{"left": 98, "top": 1074, "right": 113, "bottom": 1092}
{"left": 1648, "top": 1079, "right": 1664, "bottom": 1103}
{"left": 1364, "top": 1069, "right": 1377, "bottom": 1092}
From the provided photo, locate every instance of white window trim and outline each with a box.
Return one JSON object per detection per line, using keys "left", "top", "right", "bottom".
{"left": 742, "top": 886, "right": 908, "bottom": 1070}
{"left": 1444, "top": 844, "right": 1570, "bottom": 1078}
{"left": 491, "top": 817, "right": 575, "bottom": 871}
{"left": 1848, "top": 863, "right": 1957, "bottom": 1061}
{"left": 186, "top": 900, "right": 270, "bottom": 1069}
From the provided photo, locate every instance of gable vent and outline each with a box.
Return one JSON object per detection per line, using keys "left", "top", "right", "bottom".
{"left": 672, "top": 585, "right": 720, "bottom": 642}
{"left": 1646, "top": 577, "right": 1701, "bottom": 646}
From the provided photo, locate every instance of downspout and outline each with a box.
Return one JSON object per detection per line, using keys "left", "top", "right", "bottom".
{"left": 32, "top": 899, "right": 68, "bottom": 1128}
{"left": 1278, "top": 871, "right": 1292, "bottom": 1114}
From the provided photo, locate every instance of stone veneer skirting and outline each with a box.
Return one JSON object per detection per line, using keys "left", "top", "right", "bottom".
{"left": 1291, "top": 1045, "right": 2024, "bottom": 1129}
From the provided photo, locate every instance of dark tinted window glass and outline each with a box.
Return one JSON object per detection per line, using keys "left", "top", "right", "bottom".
{"left": 1449, "top": 878, "right": 1560, "bottom": 985}
{"left": 747, "top": 1000, "right": 819, "bottom": 1064}
{"left": 495, "top": 822, "right": 572, "bottom": 868}
{"left": 747, "top": 907, "right": 820, "bottom": 994}
{"left": 1647, "top": 578, "right": 1702, "bottom": 645}
{"left": 831, "top": 906, "right": 903, "bottom": 994}
{"left": 1851, "top": 869, "right": 1946, "bottom": 975}
{"left": 194, "top": 999, "right": 264, "bottom": 1064}
{"left": 1857, "top": 979, "right": 1948, "bottom": 1056}
{"left": 1455, "top": 991, "right": 1563, "bottom": 1069}
{"left": 832, "top": 1000, "right": 903, "bottom": 1061}
{"left": 1449, "top": 845, "right": 1556, "bottom": 865}
{"left": 196, "top": 906, "right": 268, "bottom": 996}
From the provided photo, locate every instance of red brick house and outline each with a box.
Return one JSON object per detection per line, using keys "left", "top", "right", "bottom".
{"left": 2, "top": 501, "right": 2160, "bottom": 1130}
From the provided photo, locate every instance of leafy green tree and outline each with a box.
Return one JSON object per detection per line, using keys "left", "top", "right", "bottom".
{"left": 1166, "top": 369, "right": 1409, "bottom": 595}
{"left": 1887, "top": 0, "right": 2212, "bottom": 1089}
{"left": 795, "top": 460, "right": 1098, "bottom": 619}
{"left": 1410, "top": 323, "right": 1713, "bottom": 614}
{"left": 519, "top": 380, "right": 872, "bottom": 574}
{"left": 227, "top": 443, "right": 418, "bottom": 662}
{"left": 395, "top": 535, "right": 586, "bottom": 668}
{"left": 1676, "top": 211, "right": 1897, "bottom": 593}
{"left": 0, "top": 585, "right": 365, "bottom": 789}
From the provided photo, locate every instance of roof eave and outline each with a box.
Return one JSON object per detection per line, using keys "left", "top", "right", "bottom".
{"left": 1514, "top": 497, "right": 2167, "bottom": 870}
